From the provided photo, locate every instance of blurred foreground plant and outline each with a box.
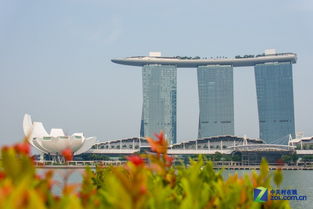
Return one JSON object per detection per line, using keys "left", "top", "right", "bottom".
{"left": 0, "top": 132, "right": 291, "bottom": 209}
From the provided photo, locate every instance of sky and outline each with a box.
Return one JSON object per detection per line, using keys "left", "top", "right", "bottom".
{"left": 0, "top": 0, "right": 313, "bottom": 146}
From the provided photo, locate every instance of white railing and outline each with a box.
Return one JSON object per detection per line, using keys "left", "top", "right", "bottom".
{"left": 34, "top": 160, "right": 126, "bottom": 167}
{"left": 168, "top": 149, "right": 232, "bottom": 155}
{"left": 88, "top": 149, "right": 139, "bottom": 154}
{"left": 296, "top": 150, "right": 313, "bottom": 155}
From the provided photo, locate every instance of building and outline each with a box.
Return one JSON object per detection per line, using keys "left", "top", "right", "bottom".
{"left": 23, "top": 114, "right": 96, "bottom": 160}
{"left": 111, "top": 50, "right": 297, "bottom": 144}
{"left": 171, "top": 135, "right": 263, "bottom": 150}
{"left": 255, "top": 62, "right": 295, "bottom": 144}
{"left": 141, "top": 64, "right": 177, "bottom": 144}
{"left": 197, "top": 65, "right": 234, "bottom": 138}
{"left": 86, "top": 135, "right": 296, "bottom": 165}
{"left": 88, "top": 135, "right": 264, "bottom": 155}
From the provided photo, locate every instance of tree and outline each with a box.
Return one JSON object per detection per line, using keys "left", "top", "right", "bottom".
{"left": 231, "top": 152, "right": 242, "bottom": 161}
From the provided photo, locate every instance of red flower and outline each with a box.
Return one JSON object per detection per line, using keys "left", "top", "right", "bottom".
{"left": 146, "top": 131, "right": 168, "bottom": 154}
{"left": 276, "top": 159, "right": 284, "bottom": 166}
{"left": 140, "top": 185, "right": 147, "bottom": 194}
{"left": 14, "top": 142, "right": 30, "bottom": 155}
{"left": 0, "top": 171, "right": 6, "bottom": 180}
{"left": 165, "top": 155, "right": 174, "bottom": 167}
{"left": 61, "top": 148, "right": 73, "bottom": 161}
{"left": 127, "top": 155, "right": 145, "bottom": 167}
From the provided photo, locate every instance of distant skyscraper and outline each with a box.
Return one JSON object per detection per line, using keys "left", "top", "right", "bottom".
{"left": 140, "top": 65, "right": 177, "bottom": 144}
{"left": 197, "top": 65, "right": 234, "bottom": 138}
{"left": 255, "top": 62, "right": 295, "bottom": 144}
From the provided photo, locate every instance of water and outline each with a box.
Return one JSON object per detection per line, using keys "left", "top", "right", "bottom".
{"left": 223, "top": 170, "right": 313, "bottom": 209}
{"left": 37, "top": 168, "right": 84, "bottom": 195}
{"left": 39, "top": 168, "right": 312, "bottom": 209}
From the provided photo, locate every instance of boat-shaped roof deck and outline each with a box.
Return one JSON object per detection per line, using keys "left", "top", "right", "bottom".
{"left": 111, "top": 53, "right": 297, "bottom": 68}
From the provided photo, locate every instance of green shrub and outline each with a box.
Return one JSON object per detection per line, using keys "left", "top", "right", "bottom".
{"left": 0, "top": 133, "right": 291, "bottom": 209}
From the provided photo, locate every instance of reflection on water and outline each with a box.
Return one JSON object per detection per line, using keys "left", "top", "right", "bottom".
{"left": 38, "top": 168, "right": 312, "bottom": 209}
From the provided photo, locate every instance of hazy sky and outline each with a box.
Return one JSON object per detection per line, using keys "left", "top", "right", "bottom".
{"left": 1, "top": 0, "right": 313, "bottom": 146}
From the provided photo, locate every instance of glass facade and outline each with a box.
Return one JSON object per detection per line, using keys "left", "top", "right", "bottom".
{"left": 255, "top": 62, "right": 295, "bottom": 144}
{"left": 140, "top": 65, "right": 177, "bottom": 144}
{"left": 197, "top": 65, "right": 234, "bottom": 138}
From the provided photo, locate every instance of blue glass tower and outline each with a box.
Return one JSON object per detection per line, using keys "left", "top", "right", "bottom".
{"left": 255, "top": 62, "right": 295, "bottom": 144}
{"left": 197, "top": 65, "right": 234, "bottom": 138}
{"left": 140, "top": 65, "right": 177, "bottom": 144}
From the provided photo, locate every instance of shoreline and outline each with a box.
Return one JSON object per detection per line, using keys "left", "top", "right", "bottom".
{"left": 35, "top": 164, "right": 313, "bottom": 170}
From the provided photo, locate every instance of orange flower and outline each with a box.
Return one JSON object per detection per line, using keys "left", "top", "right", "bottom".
{"left": 63, "top": 184, "right": 79, "bottom": 195}
{"left": 1, "top": 146, "right": 9, "bottom": 152}
{"left": 127, "top": 155, "right": 145, "bottom": 167}
{"left": 61, "top": 148, "right": 73, "bottom": 161}
{"left": 0, "top": 184, "right": 12, "bottom": 196}
{"left": 34, "top": 174, "right": 41, "bottom": 180}
{"left": 146, "top": 131, "right": 168, "bottom": 154}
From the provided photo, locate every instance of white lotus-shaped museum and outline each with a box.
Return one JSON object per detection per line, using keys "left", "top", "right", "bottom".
{"left": 23, "top": 114, "right": 96, "bottom": 155}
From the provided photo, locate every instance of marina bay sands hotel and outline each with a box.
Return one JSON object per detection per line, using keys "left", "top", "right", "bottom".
{"left": 112, "top": 50, "right": 297, "bottom": 145}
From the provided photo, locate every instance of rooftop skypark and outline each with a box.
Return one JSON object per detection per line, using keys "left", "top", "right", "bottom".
{"left": 111, "top": 50, "right": 297, "bottom": 68}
